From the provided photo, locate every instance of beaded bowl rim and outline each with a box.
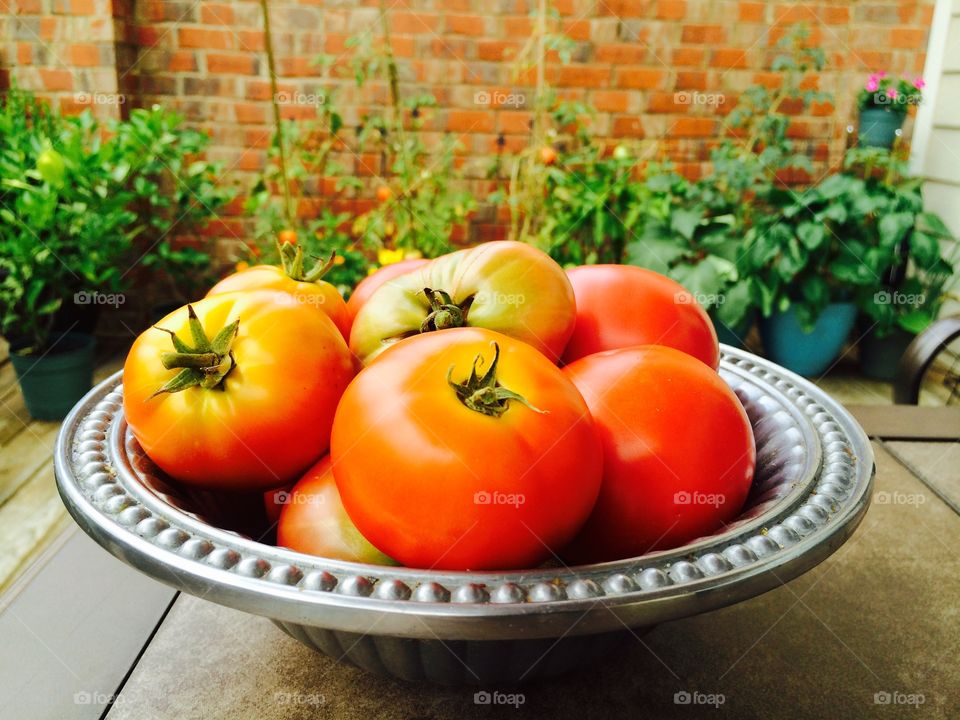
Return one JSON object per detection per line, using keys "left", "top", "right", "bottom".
{"left": 55, "top": 347, "right": 874, "bottom": 641}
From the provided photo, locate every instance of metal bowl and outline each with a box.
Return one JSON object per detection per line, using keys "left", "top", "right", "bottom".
{"left": 55, "top": 347, "right": 873, "bottom": 685}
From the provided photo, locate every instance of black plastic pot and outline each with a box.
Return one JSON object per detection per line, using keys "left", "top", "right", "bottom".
{"left": 859, "top": 326, "right": 915, "bottom": 382}
{"left": 10, "top": 333, "right": 96, "bottom": 421}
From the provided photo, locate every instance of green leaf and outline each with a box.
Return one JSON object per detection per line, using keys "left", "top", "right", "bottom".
{"left": 669, "top": 207, "right": 703, "bottom": 241}
{"left": 797, "top": 222, "right": 826, "bottom": 250}
{"left": 878, "top": 212, "right": 915, "bottom": 247}
{"left": 910, "top": 231, "right": 941, "bottom": 266}
{"left": 671, "top": 255, "right": 737, "bottom": 302}
{"left": 916, "top": 211, "right": 953, "bottom": 239}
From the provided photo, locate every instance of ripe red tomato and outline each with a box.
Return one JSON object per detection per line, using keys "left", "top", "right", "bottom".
{"left": 562, "top": 345, "right": 755, "bottom": 562}
{"left": 345, "top": 258, "right": 428, "bottom": 326}
{"left": 123, "top": 291, "right": 354, "bottom": 490}
{"left": 208, "top": 263, "right": 350, "bottom": 339}
{"left": 376, "top": 186, "right": 393, "bottom": 202}
{"left": 350, "top": 241, "right": 576, "bottom": 365}
{"left": 562, "top": 265, "right": 719, "bottom": 369}
{"left": 539, "top": 146, "right": 558, "bottom": 165}
{"left": 276, "top": 457, "right": 396, "bottom": 565}
{"left": 331, "top": 327, "right": 603, "bottom": 571}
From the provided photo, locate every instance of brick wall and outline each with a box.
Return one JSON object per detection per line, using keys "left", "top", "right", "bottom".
{"left": 1, "top": 0, "right": 937, "bottom": 252}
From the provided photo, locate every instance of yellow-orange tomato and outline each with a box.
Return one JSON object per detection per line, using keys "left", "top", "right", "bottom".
{"left": 208, "top": 264, "right": 350, "bottom": 339}
{"left": 278, "top": 229, "right": 298, "bottom": 244}
{"left": 539, "top": 146, "right": 558, "bottom": 165}
{"left": 276, "top": 456, "right": 396, "bottom": 565}
{"left": 376, "top": 186, "right": 393, "bottom": 202}
{"left": 345, "top": 258, "right": 428, "bottom": 326}
{"left": 123, "top": 291, "right": 354, "bottom": 491}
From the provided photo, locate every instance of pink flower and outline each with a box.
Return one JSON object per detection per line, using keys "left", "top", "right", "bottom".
{"left": 914, "top": 77, "right": 926, "bottom": 90}
{"left": 877, "top": 70, "right": 887, "bottom": 78}
{"left": 887, "top": 88, "right": 898, "bottom": 99}
{"left": 866, "top": 79, "right": 879, "bottom": 92}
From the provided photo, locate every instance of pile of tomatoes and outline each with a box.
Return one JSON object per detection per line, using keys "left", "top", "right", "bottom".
{"left": 123, "top": 240, "right": 756, "bottom": 571}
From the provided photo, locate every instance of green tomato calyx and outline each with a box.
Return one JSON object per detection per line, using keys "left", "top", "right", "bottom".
{"left": 447, "top": 342, "right": 544, "bottom": 418}
{"left": 150, "top": 305, "right": 239, "bottom": 397}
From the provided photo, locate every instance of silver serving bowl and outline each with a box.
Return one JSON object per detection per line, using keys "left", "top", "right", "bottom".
{"left": 55, "top": 347, "right": 873, "bottom": 685}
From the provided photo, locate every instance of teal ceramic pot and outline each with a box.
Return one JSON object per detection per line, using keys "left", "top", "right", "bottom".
{"left": 858, "top": 108, "right": 904, "bottom": 148}
{"left": 10, "top": 333, "right": 96, "bottom": 420}
{"left": 760, "top": 303, "right": 857, "bottom": 377}
{"left": 859, "top": 326, "right": 915, "bottom": 382}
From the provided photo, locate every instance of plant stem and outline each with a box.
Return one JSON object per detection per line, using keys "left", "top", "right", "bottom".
{"left": 260, "top": 0, "right": 295, "bottom": 228}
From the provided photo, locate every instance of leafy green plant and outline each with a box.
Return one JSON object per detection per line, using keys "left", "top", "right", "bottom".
{"left": 0, "top": 89, "right": 231, "bottom": 353}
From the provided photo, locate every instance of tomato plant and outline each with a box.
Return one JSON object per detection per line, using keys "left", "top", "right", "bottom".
{"left": 123, "top": 290, "right": 354, "bottom": 490}
{"left": 276, "top": 456, "right": 396, "bottom": 565}
{"left": 331, "top": 328, "right": 602, "bottom": 570}
{"left": 208, "top": 242, "right": 350, "bottom": 339}
{"left": 345, "top": 258, "right": 428, "bottom": 326}
{"left": 349, "top": 241, "right": 576, "bottom": 364}
{"left": 562, "top": 264, "right": 719, "bottom": 369}
{"left": 562, "top": 345, "right": 755, "bottom": 562}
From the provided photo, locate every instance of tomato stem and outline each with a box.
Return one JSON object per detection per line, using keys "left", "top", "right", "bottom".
{"left": 277, "top": 240, "right": 336, "bottom": 283}
{"left": 150, "top": 305, "right": 239, "bottom": 397}
{"left": 447, "top": 342, "right": 544, "bottom": 417}
{"left": 420, "top": 287, "right": 473, "bottom": 333}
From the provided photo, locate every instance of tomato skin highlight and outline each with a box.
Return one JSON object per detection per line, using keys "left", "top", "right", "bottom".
{"left": 276, "top": 456, "right": 397, "bottom": 565}
{"left": 562, "top": 345, "right": 755, "bottom": 562}
{"left": 350, "top": 241, "right": 576, "bottom": 365}
{"left": 345, "top": 258, "right": 428, "bottom": 326}
{"left": 562, "top": 265, "right": 720, "bottom": 370}
{"left": 123, "top": 290, "right": 354, "bottom": 491}
{"left": 331, "top": 327, "right": 603, "bottom": 571}
{"left": 208, "top": 264, "right": 350, "bottom": 339}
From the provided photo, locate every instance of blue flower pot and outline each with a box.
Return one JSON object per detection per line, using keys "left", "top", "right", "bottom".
{"left": 858, "top": 108, "right": 904, "bottom": 149}
{"left": 759, "top": 303, "right": 856, "bottom": 377}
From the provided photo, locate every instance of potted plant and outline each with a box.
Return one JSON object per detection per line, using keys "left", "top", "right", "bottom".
{"left": 857, "top": 72, "right": 923, "bottom": 148}
{"left": 0, "top": 91, "right": 230, "bottom": 419}
{"left": 0, "top": 90, "right": 135, "bottom": 419}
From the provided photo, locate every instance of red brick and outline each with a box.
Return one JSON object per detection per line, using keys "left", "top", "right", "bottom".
{"left": 201, "top": 3, "right": 234, "bottom": 25}
{"left": 681, "top": 25, "right": 726, "bottom": 44}
{"left": 672, "top": 47, "right": 705, "bottom": 66}
{"left": 617, "top": 67, "right": 667, "bottom": 90}
{"left": 676, "top": 71, "right": 707, "bottom": 90}
{"left": 592, "top": 90, "right": 630, "bottom": 113}
{"left": 447, "top": 110, "right": 495, "bottom": 133}
{"left": 136, "top": 26, "right": 161, "bottom": 46}
{"left": 277, "top": 57, "right": 314, "bottom": 77}
{"left": 69, "top": 43, "right": 100, "bottom": 66}
{"left": 595, "top": 43, "right": 648, "bottom": 64}
{"left": 178, "top": 27, "right": 233, "bottom": 50}
{"left": 39, "top": 68, "right": 73, "bottom": 90}
{"left": 39, "top": 17, "right": 56, "bottom": 40}
{"left": 17, "top": 43, "right": 31, "bottom": 64}
{"left": 235, "top": 103, "right": 267, "bottom": 124}
{"left": 668, "top": 117, "right": 715, "bottom": 137}
{"left": 208, "top": 53, "right": 256, "bottom": 75}
{"left": 391, "top": 12, "right": 440, "bottom": 33}
{"left": 498, "top": 111, "right": 533, "bottom": 134}
{"left": 655, "top": 0, "right": 686, "bottom": 20}
{"left": 446, "top": 14, "right": 485, "bottom": 35}
{"left": 891, "top": 28, "right": 925, "bottom": 49}
{"left": 169, "top": 51, "right": 197, "bottom": 72}
{"left": 822, "top": 6, "right": 850, "bottom": 24}
{"left": 477, "top": 40, "right": 519, "bottom": 61}
{"left": 711, "top": 48, "right": 747, "bottom": 69}
{"left": 502, "top": 16, "right": 532, "bottom": 36}
{"left": 16, "top": 0, "right": 42, "bottom": 12}
{"left": 647, "top": 92, "right": 687, "bottom": 113}
{"left": 69, "top": 0, "right": 94, "bottom": 14}
{"left": 236, "top": 30, "right": 264, "bottom": 52}
{"left": 563, "top": 19, "right": 591, "bottom": 40}
{"left": 557, "top": 65, "right": 610, "bottom": 88}
{"left": 612, "top": 116, "right": 645, "bottom": 137}
{"left": 739, "top": 2, "right": 764, "bottom": 22}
